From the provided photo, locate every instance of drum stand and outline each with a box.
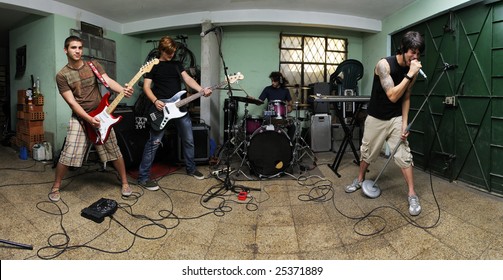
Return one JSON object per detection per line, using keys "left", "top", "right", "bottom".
{"left": 290, "top": 103, "right": 316, "bottom": 170}
{"left": 205, "top": 110, "right": 259, "bottom": 202}
{"left": 235, "top": 103, "right": 259, "bottom": 174}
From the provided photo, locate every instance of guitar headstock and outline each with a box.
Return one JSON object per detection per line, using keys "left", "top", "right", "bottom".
{"left": 140, "top": 58, "right": 160, "bottom": 74}
{"left": 226, "top": 72, "right": 244, "bottom": 84}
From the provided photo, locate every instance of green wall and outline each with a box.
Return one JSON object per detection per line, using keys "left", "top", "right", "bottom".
{"left": 10, "top": 15, "right": 59, "bottom": 147}
{"left": 361, "top": 0, "right": 478, "bottom": 95}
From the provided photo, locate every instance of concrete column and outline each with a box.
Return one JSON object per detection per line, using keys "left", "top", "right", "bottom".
{"left": 200, "top": 21, "right": 222, "bottom": 144}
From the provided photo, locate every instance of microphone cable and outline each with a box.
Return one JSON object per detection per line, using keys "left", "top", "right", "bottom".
{"left": 294, "top": 170, "right": 441, "bottom": 237}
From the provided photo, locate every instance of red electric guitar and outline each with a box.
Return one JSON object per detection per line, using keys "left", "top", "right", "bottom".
{"left": 85, "top": 58, "right": 159, "bottom": 144}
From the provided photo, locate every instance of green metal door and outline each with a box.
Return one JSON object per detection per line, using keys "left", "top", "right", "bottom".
{"left": 391, "top": 1, "right": 503, "bottom": 195}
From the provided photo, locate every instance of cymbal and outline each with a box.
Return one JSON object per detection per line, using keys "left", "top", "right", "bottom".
{"left": 287, "top": 85, "right": 311, "bottom": 90}
{"left": 216, "top": 87, "right": 244, "bottom": 91}
{"left": 230, "top": 95, "right": 264, "bottom": 105}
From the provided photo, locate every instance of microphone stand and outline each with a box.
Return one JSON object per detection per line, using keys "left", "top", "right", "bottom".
{"left": 203, "top": 28, "right": 259, "bottom": 203}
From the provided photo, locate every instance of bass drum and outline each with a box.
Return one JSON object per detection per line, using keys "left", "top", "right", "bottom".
{"left": 247, "top": 125, "right": 293, "bottom": 177}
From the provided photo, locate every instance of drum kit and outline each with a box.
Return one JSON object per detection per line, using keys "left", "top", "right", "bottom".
{"left": 219, "top": 94, "right": 316, "bottom": 179}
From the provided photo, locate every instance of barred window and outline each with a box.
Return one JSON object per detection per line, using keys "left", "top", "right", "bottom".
{"left": 279, "top": 34, "right": 347, "bottom": 87}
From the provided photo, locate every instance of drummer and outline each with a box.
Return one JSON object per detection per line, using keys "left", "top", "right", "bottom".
{"left": 258, "top": 71, "right": 293, "bottom": 113}
{"left": 258, "top": 71, "right": 296, "bottom": 140}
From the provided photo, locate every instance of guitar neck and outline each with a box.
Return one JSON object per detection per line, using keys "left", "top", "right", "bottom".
{"left": 106, "top": 69, "right": 145, "bottom": 114}
{"left": 174, "top": 80, "right": 230, "bottom": 108}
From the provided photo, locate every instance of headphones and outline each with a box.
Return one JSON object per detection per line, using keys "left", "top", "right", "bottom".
{"left": 269, "top": 72, "right": 284, "bottom": 84}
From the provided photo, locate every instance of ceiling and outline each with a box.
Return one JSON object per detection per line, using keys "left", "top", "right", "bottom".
{"left": 51, "top": 0, "right": 416, "bottom": 23}
{"left": 0, "top": 8, "right": 33, "bottom": 35}
{"left": 0, "top": 0, "right": 417, "bottom": 36}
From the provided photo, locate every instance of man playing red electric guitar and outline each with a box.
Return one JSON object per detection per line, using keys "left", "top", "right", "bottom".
{"left": 49, "top": 35, "right": 134, "bottom": 202}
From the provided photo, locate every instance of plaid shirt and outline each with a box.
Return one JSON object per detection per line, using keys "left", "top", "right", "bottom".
{"left": 56, "top": 60, "right": 105, "bottom": 112}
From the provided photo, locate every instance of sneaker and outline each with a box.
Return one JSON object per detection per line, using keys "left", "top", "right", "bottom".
{"left": 408, "top": 195, "right": 422, "bottom": 216}
{"left": 345, "top": 178, "right": 362, "bottom": 193}
{"left": 189, "top": 169, "right": 205, "bottom": 180}
{"left": 121, "top": 184, "right": 132, "bottom": 196}
{"left": 139, "top": 180, "right": 160, "bottom": 191}
{"left": 48, "top": 188, "right": 60, "bottom": 202}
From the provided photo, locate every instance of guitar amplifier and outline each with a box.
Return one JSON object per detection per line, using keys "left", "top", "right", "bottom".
{"left": 117, "top": 122, "right": 211, "bottom": 168}
{"left": 113, "top": 105, "right": 135, "bottom": 133}
{"left": 178, "top": 123, "right": 210, "bottom": 164}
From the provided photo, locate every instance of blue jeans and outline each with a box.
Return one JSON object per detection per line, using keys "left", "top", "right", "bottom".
{"left": 137, "top": 107, "right": 196, "bottom": 183}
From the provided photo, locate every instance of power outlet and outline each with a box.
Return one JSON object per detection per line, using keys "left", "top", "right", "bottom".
{"left": 443, "top": 96, "right": 456, "bottom": 107}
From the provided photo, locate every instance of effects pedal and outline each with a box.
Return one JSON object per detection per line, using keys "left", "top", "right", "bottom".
{"left": 81, "top": 198, "right": 118, "bottom": 223}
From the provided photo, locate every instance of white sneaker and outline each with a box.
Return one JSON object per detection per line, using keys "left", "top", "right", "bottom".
{"left": 408, "top": 195, "right": 422, "bottom": 216}
{"left": 345, "top": 178, "right": 362, "bottom": 193}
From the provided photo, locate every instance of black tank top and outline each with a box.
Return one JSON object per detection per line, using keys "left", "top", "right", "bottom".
{"left": 367, "top": 55, "right": 409, "bottom": 120}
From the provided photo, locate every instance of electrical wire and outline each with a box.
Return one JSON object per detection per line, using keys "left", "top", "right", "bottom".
{"left": 294, "top": 171, "right": 441, "bottom": 237}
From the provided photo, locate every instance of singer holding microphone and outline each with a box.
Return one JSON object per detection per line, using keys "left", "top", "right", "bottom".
{"left": 344, "top": 31, "right": 425, "bottom": 216}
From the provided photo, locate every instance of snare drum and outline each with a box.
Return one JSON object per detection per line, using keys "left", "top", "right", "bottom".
{"left": 268, "top": 100, "right": 287, "bottom": 119}
{"left": 245, "top": 116, "right": 263, "bottom": 135}
{"left": 247, "top": 125, "right": 293, "bottom": 177}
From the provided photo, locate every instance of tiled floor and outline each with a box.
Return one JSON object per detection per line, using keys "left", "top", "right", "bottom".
{"left": 1, "top": 143, "right": 503, "bottom": 261}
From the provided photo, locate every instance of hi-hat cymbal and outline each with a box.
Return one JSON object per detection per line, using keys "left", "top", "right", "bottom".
{"left": 230, "top": 95, "right": 264, "bottom": 105}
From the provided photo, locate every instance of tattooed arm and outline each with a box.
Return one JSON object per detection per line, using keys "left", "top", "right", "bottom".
{"left": 375, "top": 58, "right": 416, "bottom": 103}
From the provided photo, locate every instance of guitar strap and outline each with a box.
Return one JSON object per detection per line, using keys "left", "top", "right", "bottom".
{"left": 87, "top": 61, "right": 112, "bottom": 92}
{"left": 81, "top": 60, "right": 114, "bottom": 131}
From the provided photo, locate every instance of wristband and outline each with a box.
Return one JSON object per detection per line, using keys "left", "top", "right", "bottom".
{"left": 404, "top": 74, "right": 413, "bottom": 81}
{"left": 154, "top": 99, "right": 158, "bottom": 104}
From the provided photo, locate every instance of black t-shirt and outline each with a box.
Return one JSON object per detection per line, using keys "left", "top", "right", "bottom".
{"left": 258, "top": 86, "right": 292, "bottom": 102}
{"left": 367, "top": 55, "right": 409, "bottom": 120}
{"left": 144, "top": 60, "right": 184, "bottom": 99}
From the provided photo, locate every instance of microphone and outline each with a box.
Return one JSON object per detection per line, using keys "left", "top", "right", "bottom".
{"left": 200, "top": 26, "right": 219, "bottom": 37}
{"left": 412, "top": 59, "right": 427, "bottom": 79}
{"left": 418, "top": 69, "right": 427, "bottom": 79}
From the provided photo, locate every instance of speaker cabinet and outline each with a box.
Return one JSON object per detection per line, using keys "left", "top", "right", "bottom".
{"left": 113, "top": 106, "right": 135, "bottom": 133}
{"left": 116, "top": 121, "right": 211, "bottom": 168}
{"left": 114, "top": 106, "right": 143, "bottom": 168}
{"left": 116, "top": 128, "right": 149, "bottom": 169}
{"left": 310, "top": 114, "right": 332, "bottom": 152}
{"left": 116, "top": 127, "right": 179, "bottom": 169}
{"left": 314, "top": 82, "right": 331, "bottom": 95}
{"left": 311, "top": 82, "right": 332, "bottom": 114}
{"left": 178, "top": 123, "right": 210, "bottom": 164}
